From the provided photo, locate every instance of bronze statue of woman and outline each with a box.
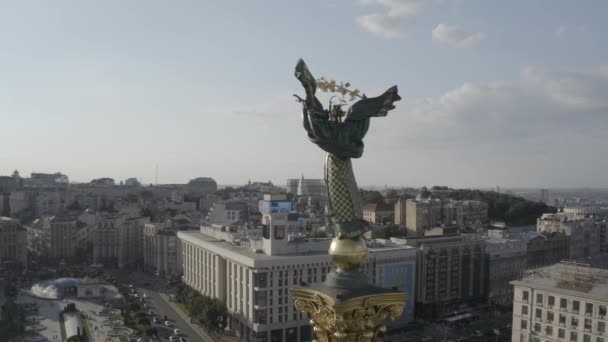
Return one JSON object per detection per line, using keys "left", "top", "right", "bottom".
{"left": 294, "top": 59, "right": 401, "bottom": 241}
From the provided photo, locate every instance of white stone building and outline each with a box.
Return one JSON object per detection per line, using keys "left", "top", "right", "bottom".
{"left": 511, "top": 262, "right": 608, "bottom": 342}
{"left": 178, "top": 194, "right": 416, "bottom": 342}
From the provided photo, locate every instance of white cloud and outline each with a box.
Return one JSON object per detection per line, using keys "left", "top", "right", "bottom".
{"left": 432, "top": 23, "right": 485, "bottom": 48}
{"left": 356, "top": 0, "right": 427, "bottom": 39}
{"left": 382, "top": 66, "right": 608, "bottom": 146}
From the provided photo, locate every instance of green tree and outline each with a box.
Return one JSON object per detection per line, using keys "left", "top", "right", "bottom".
{"left": 308, "top": 230, "right": 328, "bottom": 238}
{"left": 448, "top": 189, "right": 556, "bottom": 225}
{"left": 359, "top": 190, "right": 384, "bottom": 204}
{"left": 373, "top": 225, "right": 404, "bottom": 239}
{"left": 138, "top": 317, "right": 150, "bottom": 326}
{"left": 384, "top": 189, "right": 399, "bottom": 199}
{"left": 199, "top": 299, "right": 228, "bottom": 333}
{"left": 125, "top": 193, "right": 139, "bottom": 203}
{"left": 145, "top": 327, "right": 158, "bottom": 336}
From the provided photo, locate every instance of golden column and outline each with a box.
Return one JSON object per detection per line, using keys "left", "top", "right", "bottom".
{"left": 291, "top": 59, "right": 407, "bottom": 342}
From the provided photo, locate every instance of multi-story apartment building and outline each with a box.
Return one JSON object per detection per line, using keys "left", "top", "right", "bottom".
{"left": 33, "top": 189, "right": 69, "bottom": 216}
{"left": 405, "top": 197, "right": 444, "bottom": 236}
{"left": 93, "top": 214, "right": 123, "bottom": 266}
{"left": 48, "top": 215, "right": 77, "bottom": 263}
{"left": 405, "top": 190, "right": 488, "bottom": 236}
{"left": 599, "top": 221, "right": 608, "bottom": 253}
{"left": 392, "top": 234, "right": 486, "bottom": 319}
{"left": 485, "top": 237, "right": 527, "bottom": 306}
{"left": 519, "top": 231, "right": 571, "bottom": 270}
{"left": 24, "top": 172, "right": 69, "bottom": 188}
{"left": 537, "top": 213, "right": 601, "bottom": 260}
{"left": 394, "top": 197, "right": 407, "bottom": 225}
{"left": 563, "top": 207, "right": 608, "bottom": 220}
{"left": 206, "top": 201, "right": 248, "bottom": 225}
{"left": 448, "top": 200, "right": 489, "bottom": 228}
{"left": 178, "top": 194, "right": 416, "bottom": 342}
{"left": 0, "top": 217, "right": 28, "bottom": 268}
{"left": 9, "top": 191, "right": 36, "bottom": 216}
{"left": 184, "top": 177, "right": 217, "bottom": 197}
{"left": 117, "top": 216, "right": 149, "bottom": 268}
{"left": 143, "top": 222, "right": 186, "bottom": 277}
{"left": 511, "top": 261, "right": 608, "bottom": 342}
{"left": 363, "top": 203, "right": 394, "bottom": 224}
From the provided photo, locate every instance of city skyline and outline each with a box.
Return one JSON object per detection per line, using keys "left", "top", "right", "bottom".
{"left": 1, "top": 0, "right": 607, "bottom": 188}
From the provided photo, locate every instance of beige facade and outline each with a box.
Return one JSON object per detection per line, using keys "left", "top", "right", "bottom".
{"left": 405, "top": 198, "right": 443, "bottom": 236}
{"left": 48, "top": 215, "right": 77, "bottom": 262}
{"left": 511, "top": 262, "right": 608, "bottom": 342}
{"left": 143, "top": 223, "right": 181, "bottom": 277}
{"left": 394, "top": 198, "right": 407, "bottom": 225}
{"left": 363, "top": 203, "right": 394, "bottom": 224}
{"left": 93, "top": 214, "right": 122, "bottom": 266}
{"left": 393, "top": 234, "right": 486, "bottom": 319}
{"left": 178, "top": 227, "right": 417, "bottom": 342}
{"left": 537, "top": 213, "right": 601, "bottom": 261}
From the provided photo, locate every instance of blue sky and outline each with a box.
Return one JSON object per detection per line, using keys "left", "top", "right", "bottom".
{"left": 1, "top": 0, "right": 607, "bottom": 188}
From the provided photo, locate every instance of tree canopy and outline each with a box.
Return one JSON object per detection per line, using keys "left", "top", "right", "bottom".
{"left": 359, "top": 189, "right": 384, "bottom": 204}
{"left": 448, "top": 189, "right": 556, "bottom": 225}
{"left": 373, "top": 224, "right": 405, "bottom": 239}
{"left": 308, "top": 230, "right": 328, "bottom": 238}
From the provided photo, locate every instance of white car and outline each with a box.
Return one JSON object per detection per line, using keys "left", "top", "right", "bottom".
{"left": 173, "top": 328, "right": 180, "bottom": 335}
{"left": 142, "top": 293, "right": 148, "bottom": 298}
{"left": 169, "top": 336, "right": 179, "bottom": 342}
{"left": 164, "top": 320, "right": 172, "bottom": 326}
{"left": 152, "top": 317, "right": 158, "bottom": 323}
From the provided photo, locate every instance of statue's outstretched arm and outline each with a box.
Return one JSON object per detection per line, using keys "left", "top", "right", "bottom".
{"left": 346, "top": 86, "right": 401, "bottom": 121}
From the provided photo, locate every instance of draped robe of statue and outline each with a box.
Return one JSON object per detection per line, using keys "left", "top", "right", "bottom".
{"left": 294, "top": 59, "right": 401, "bottom": 239}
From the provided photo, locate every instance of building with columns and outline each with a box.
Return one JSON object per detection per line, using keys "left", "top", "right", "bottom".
{"left": 178, "top": 194, "right": 416, "bottom": 342}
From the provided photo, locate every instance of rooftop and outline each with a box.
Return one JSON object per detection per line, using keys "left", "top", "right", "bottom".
{"left": 177, "top": 230, "right": 329, "bottom": 266}
{"left": 511, "top": 262, "right": 608, "bottom": 302}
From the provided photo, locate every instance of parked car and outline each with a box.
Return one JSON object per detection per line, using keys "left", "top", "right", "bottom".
{"left": 173, "top": 329, "right": 180, "bottom": 335}
{"left": 169, "top": 336, "right": 179, "bottom": 342}
{"left": 164, "top": 320, "right": 172, "bottom": 326}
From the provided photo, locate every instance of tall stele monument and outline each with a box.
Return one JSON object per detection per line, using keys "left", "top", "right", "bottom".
{"left": 290, "top": 59, "right": 407, "bottom": 342}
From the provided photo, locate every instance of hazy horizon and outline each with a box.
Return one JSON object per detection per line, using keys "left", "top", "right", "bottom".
{"left": 2, "top": 1, "right": 607, "bottom": 188}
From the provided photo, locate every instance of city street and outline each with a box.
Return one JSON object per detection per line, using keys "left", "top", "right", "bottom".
{"left": 111, "top": 270, "right": 213, "bottom": 342}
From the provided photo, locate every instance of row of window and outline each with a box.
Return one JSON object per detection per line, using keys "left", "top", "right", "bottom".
{"left": 522, "top": 331, "right": 604, "bottom": 342}
{"left": 522, "top": 307, "right": 607, "bottom": 333}
{"left": 522, "top": 291, "right": 607, "bottom": 317}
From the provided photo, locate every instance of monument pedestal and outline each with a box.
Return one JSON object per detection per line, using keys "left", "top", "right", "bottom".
{"left": 291, "top": 283, "right": 407, "bottom": 342}
{"left": 290, "top": 238, "right": 407, "bottom": 342}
